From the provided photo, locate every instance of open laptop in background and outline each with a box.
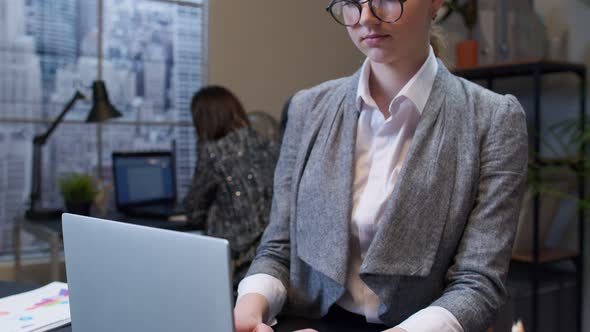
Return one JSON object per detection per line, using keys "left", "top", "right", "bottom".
{"left": 112, "top": 151, "right": 184, "bottom": 219}
{"left": 62, "top": 213, "right": 235, "bottom": 332}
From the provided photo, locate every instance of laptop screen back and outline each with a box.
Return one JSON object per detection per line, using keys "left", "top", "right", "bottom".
{"left": 112, "top": 152, "right": 176, "bottom": 207}
{"left": 62, "top": 214, "right": 235, "bottom": 332}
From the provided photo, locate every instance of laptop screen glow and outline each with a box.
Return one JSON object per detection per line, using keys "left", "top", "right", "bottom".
{"left": 113, "top": 153, "right": 175, "bottom": 205}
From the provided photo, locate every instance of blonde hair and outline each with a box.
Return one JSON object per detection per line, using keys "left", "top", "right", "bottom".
{"left": 429, "top": 24, "right": 446, "bottom": 61}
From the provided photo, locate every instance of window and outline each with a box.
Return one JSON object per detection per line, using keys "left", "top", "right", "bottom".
{"left": 0, "top": 0, "right": 207, "bottom": 255}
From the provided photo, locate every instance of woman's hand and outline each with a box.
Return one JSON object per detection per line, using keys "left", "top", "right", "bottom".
{"left": 234, "top": 293, "right": 272, "bottom": 332}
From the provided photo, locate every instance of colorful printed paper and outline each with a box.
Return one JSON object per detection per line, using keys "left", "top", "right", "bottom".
{"left": 0, "top": 282, "right": 70, "bottom": 332}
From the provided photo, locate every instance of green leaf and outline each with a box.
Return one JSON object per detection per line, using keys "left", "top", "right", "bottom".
{"left": 58, "top": 173, "right": 97, "bottom": 205}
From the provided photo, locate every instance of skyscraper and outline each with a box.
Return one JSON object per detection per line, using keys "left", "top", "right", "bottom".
{"left": 0, "top": 35, "right": 42, "bottom": 119}
{"left": 77, "top": 0, "right": 97, "bottom": 53}
{"left": 27, "top": 0, "right": 78, "bottom": 103}
{"left": 0, "top": 126, "right": 32, "bottom": 253}
{"left": 0, "top": 0, "right": 39, "bottom": 246}
{"left": 0, "top": 0, "right": 25, "bottom": 41}
{"left": 172, "top": 3, "right": 203, "bottom": 198}
{"left": 25, "top": 0, "right": 81, "bottom": 210}
{"left": 144, "top": 44, "right": 167, "bottom": 110}
{"left": 0, "top": 0, "right": 42, "bottom": 116}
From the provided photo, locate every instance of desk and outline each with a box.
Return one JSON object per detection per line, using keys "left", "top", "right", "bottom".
{"left": 0, "top": 282, "right": 387, "bottom": 332}
{"left": 12, "top": 214, "right": 201, "bottom": 282}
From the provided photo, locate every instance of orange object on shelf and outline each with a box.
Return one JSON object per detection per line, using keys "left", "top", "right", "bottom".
{"left": 456, "top": 40, "right": 479, "bottom": 69}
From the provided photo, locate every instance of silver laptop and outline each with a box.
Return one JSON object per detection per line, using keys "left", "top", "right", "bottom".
{"left": 62, "top": 213, "right": 235, "bottom": 332}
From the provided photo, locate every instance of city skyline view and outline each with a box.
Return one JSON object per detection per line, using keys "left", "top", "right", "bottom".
{"left": 0, "top": 0, "right": 206, "bottom": 254}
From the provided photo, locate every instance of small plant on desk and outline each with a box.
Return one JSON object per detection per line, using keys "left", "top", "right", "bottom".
{"left": 58, "top": 173, "right": 97, "bottom": 216}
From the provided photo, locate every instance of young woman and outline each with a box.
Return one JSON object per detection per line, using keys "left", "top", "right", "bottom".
{"left": 234, "top": 1, "right": 528, "bottom": 331}
{"left": 183, "top": 86, "right": 279, "bottom": 288}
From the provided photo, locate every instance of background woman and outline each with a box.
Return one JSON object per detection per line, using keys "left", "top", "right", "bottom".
{"left": 184, "top": 86, "right": 279, "bottom": 288}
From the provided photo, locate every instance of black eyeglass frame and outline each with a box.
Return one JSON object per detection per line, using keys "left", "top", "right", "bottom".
{"left": 326, "top": 0, "right": 408, "bottom": 26}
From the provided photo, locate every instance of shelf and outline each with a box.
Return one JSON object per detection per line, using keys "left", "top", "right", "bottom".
{"left": 452, "top": 59, "right": 586, "bottom": 80}
{"left": 529, "top": 157, "right": 585, "bottom": 173}
{"left": 454, "top": 59, "right": 586, "bottom": 332}
{"left": 534, "top": 157, "right": 581, "bottom": 168}
{"left": 508, "top": 262, "right": 577, "bottom": 296}
{"left": 512, "top": 249, "right": 578, "bottom": 263}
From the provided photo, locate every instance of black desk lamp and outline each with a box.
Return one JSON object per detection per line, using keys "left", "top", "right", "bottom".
{"left": 25, "top": 80, "right": 122, "bottom": 220}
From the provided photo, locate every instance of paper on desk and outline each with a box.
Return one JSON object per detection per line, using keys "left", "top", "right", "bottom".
{"left": 0, "top": 282, "right": 70, "bottom": 332}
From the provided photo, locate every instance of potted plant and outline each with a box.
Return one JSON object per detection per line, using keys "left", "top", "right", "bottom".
{"left": 532, "top": 118, "right": 590, "bottom": 212}
{"left": 518, "top": 119, "right": 590, "bottom": 255}
{"left": 58, "top": 173, "right": 97, "bottom": 216}
{"left": 439, "top": 0, "right": 479, "bottom": 68}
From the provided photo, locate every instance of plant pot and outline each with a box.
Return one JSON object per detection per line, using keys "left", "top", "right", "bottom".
{"left": 456, "top": 40, "right": 479, "bottom": 68}
{"left": 65, "top": 202, "right": 92, "bottom": 216}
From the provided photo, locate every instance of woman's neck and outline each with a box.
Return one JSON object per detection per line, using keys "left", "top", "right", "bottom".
{"left": 368, "top": 47, "right": 429, "bottom": 118}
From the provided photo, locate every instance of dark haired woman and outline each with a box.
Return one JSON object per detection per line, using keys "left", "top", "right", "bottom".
{"left": 183, "top": 86, "right": 279, "bottom": 288}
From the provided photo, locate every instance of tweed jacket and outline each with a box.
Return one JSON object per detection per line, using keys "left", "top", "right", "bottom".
{"left": 184, "top": 127, "right": 279, "bottom": 286}
{"left": 247, "top": 60, "right": 528, "bottom": 332}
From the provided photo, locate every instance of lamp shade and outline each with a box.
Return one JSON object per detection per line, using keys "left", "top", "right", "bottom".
{"left": 86, "top": 80, "right": 122, "bottom": 123}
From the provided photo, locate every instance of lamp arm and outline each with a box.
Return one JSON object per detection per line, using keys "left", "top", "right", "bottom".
{"left": 28, "top": 90, "right": 85, "bottom": 214}
{"left": 33, "top": 90, "right": 85, "bottom": 145}
{"left": 29, "top": 143, "right": 42, "bottom": 212}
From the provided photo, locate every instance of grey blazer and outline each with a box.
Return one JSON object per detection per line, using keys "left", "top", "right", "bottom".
{"left": 247, "top": 60, "right": 528, "bottom": 332}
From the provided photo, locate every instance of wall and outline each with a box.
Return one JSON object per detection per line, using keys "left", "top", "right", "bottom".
{"left": 208, "top": 0, "right": 364, "bottom": 118}
{"left": 535, "top": 0, "right": 590, "bottom": 69}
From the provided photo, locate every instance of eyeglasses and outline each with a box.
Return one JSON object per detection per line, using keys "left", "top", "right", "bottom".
{"left": 326, "top": 0, "right": 407, "bottom": 26}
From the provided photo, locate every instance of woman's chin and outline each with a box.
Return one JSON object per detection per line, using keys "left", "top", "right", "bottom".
{"left": 365, "top": 51, "right": 397, "bottom": 66}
